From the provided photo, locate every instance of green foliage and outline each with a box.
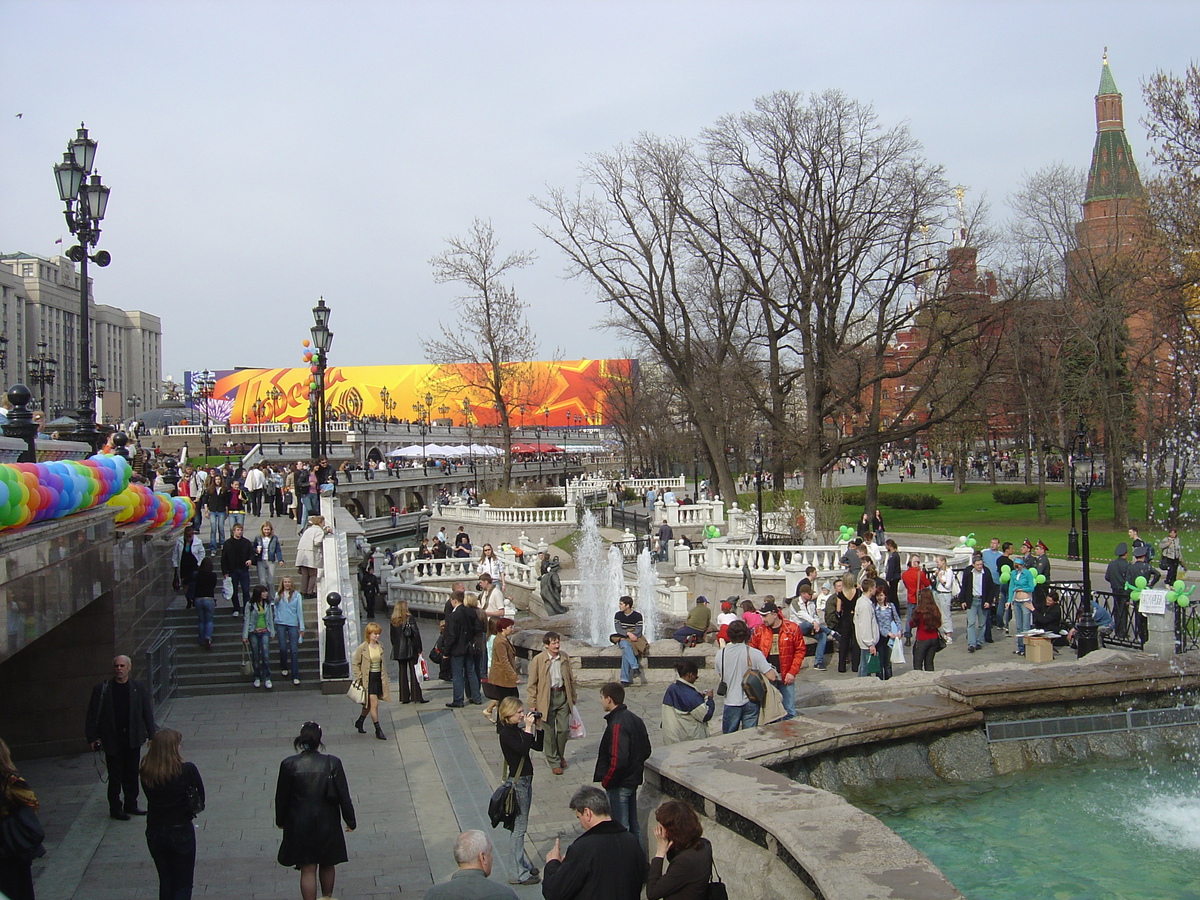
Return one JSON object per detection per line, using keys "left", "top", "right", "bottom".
{"left": 992, "top": 488, "right": 1040, "bottom": 505}
{"left": 533, "top": 492, "right": 566, "bottom": 508}
{"left": 481, "top": 489, "right": 565, "bottom": 508}
{"left": 842, "top": 491, "right": 866, "bottom": 506}
{"left": 840, "top": 489, "right": 940, "bottom": 510}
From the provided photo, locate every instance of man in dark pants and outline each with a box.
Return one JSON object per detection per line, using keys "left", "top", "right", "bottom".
{"left": 542, "top": 786, "right": 647, "bottom": 900}
{"left": 85, "top": 655, "right": 157, "bottom": 819}
{"left": 593, "top": 682, "right": 652, "bottom": 841}
{"left": 443, "top": 588, "right": 482, "bottom": 707}
{"left": 220, "top": 523, "right": 255, "bottom": 615}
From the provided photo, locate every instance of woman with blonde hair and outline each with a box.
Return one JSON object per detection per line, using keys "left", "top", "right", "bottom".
{"left": 0, "top": 737, "right": 43, "bottom": 900}
{"left": 389, "top": 600, "right": 428, "bottom": 704}
{"left": 495, "top": 697, "right": 543, "bottom": 886}
{"left": 274, "top": 575, "right": 305, "bottom": 686}
{"left": 295, "top": 515, "right": 328, "bottom": 599}
{"left": 140, "top": 728, "right": 205, "bottom": 900}
{"left": 351, "top": 622, "right": 390, "bottom": 739}
{"left": 254, "top": 521, "right": 284, "bottom": 591}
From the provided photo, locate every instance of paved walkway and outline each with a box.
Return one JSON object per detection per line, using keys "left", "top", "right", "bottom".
{"left": 19, "top": 619, "right": 664, "bottom": 900}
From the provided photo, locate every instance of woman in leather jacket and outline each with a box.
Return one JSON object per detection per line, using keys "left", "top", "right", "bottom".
{"left": 275, "top": 722, "right": 356, "bottom": 900}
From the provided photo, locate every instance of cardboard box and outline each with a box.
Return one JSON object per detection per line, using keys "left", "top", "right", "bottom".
{"left": 1025, "top": 636, "right": 1053, "bottom": 663}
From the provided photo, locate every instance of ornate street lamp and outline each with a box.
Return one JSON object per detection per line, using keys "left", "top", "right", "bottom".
{"left": 53, "top": 123, "right": 111, "bottom": 448}
{"left": 1072, "top": 422, "right": 1098, "bottom": 657}
{"left": 193, "top": 369, "right": 216, "bottom": 462}
{"left": 91, "top": 364, "right": 106, "bottom": 420}
{"left": 379, "top": 387, "right": 396, "bottom": 422}
{"left": 26, "top": 340, "right": 57, "bottom": 423}
{"left": 752, "top": 434, "right": 764, "bottom": 541}
{"left": 127, "top": 394, "right": 141, "bottom": 421}
{"left": 1066, "top": 425, "right": 1081, "bottom": 560}
{"left": 412, "top": 392, "right": 432, "bottom": 474}
{"left": 438, "top": 404, "right": 450, "bottom": 433}
{"left": 462, "top": 398, "right": 477, "bottom": 495}
{"left": 309, "top": 297, "right": 333, "bottom": 460}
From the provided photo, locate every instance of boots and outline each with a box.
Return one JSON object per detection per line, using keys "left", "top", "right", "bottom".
{"left": 355, "top": 715, "right": 366, "bottom": 734}
{"left": 374, "top": 722, "right": 386, "bottom": 741}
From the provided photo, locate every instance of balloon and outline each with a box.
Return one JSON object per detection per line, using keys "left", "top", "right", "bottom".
{"left": 1179, "top": 596, "right": 1190, "bottom": 608}
{"left": 1135, "top": 576, "right": 1148, "bottom": 589}
{"left": 302, "top": 339, "right": 310, "bottom": 347}
{"left": 838, "top": 525, "right": 854, "bottom": 542}
{"left": 1174, "top": 580, "right": 1186, "bottom": 593}
{"left": 1035, "top": 574, "right": 1046, "bottom": 584}
{"left": 958, "top": 535, "right": 967, "bottom": 544}
{"left": 1000, "top": 571, "right": 1010, "bottom": 583}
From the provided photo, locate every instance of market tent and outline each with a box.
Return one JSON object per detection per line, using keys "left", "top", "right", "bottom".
{"left": 387, "top": 445, "right": 426, "bottom": 458}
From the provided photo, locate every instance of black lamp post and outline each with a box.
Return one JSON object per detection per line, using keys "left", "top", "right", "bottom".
{"left": 462, "top": 399, "right": 477, "bottom": 494}
{"left": 752, "top": 434, "right": 764, "bottom": 541}
{"left": 309, "top": 297, "right": 333, "bottom": 460}
{"left": 91, "top": 364, "right": 105, "bottom": 421}
{"left": 1072, "top": 423, "right": 1098, "bottom": 658}
{"left": 127, "top": 394, "right": 141, "bottom": 422}
{"left": 194, "top": 369, "right": 216, "bottom": 463}
{"left": 693, "top": 447, "right": 700, "bottom": 500}
{"left": 251, "top": 398, "right": 266, "bottom": 448}
{"left": 438, "top": 404, "right": 450, "bottom": 434}
{"left": 1067, "top": 427, "right": 1080, "bottom": 559}
{"left": 53, "top": 123, "right": 111, "bottom": 449}
{"left": 26, "top": 340, "right": 57, "bottom": 424}
{"left": 412, "top": 392, "right": 432, "bottom": 474}
{"left": 379, "top": 387, "right": 396, "bottom": 423}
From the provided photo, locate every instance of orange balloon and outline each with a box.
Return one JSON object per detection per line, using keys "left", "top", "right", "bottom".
{"left": 302, "top": 339, "right": 310, "bottom": 347}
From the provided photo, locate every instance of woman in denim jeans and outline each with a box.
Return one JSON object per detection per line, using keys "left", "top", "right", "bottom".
{"left": 274, "top": 576, "right": 305, "bottom": 686}
{"left": 193, "top": 557, "right": 218, "bottom": 650}
{"left": 201, "top": 476, "right": 229, "bottom": 552}
{"left": 227, "top": 479, "right": 245, "bottom": 529}
{"left": 496, "top": 697, "right": 543, "bottom": 886}
{"left": 255, "top": 521, "right": 283, "bottom": 589}
{"left": 242, "top": 585, "right": 275, "bottom": 689}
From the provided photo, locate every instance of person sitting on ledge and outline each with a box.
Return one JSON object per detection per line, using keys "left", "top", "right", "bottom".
{"left": 1068, "top": 597, "right": 1115, "bottom": 646}
{"left": 672, "top": 597, "right": 710, "bottom": 648}
{"left": 1032, "top": 589, "right": 1069, "bottom": 647}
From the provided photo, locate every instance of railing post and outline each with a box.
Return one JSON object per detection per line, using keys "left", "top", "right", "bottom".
{"left": 321, "top": 591, "right": 350, "bottom": 679}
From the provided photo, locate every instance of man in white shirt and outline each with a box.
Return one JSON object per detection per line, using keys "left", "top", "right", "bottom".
{"left": 789, "top": 585, "right": 832, "bottom": 670}
{"left": 478, "top": 573, "right": 506, "bottom": 617}
{"left": 714, "top": 620, "right": 776, "bottom": 733}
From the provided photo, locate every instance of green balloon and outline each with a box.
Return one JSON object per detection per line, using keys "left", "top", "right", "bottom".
{"left": 1035, "top": 574, "right": 1046, "bottom": 584}
{"left": 1000, "top": 565, "right": 1011, "bottom": 574}
{"left": 1179, "top": 596, "right": 1190, "bottom": 608}
{"left": 999, "top": 571, "right": 1010, "bottom": 584}
{"left": 1135, "top": 576, "right": 1148, "bottom": 589}
{"left": 1131, "top": 589, "right": 1142, "bottom": 603}
{"left": 1174, "top": 580, "right": 1186, "bottom": 592}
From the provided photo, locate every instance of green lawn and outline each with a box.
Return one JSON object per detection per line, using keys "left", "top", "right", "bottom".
{"left": 740, "top": 482, "right": 1199, "bottom": 568}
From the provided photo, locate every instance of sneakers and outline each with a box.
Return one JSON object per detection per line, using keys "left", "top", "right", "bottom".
{"left": 967, "top": 645, "right": 976, "bottom": 653}
{"left": 253, "top": 678, "right": 262, "bottom": 688}
{"left": 813, "top": 663, "right": 827, "bottom": 670}
{"left": 265, "top": 679, "right": 273, "bottom": 689}
{"left": 232, "top": 610, "right": 240, "bottom": 617}
{"left": 510, "top": 874, "right": 541, "bottom": 886}
{"left": 293, "top": 678, "right": 300, "bottom": 686}
{"left": 282, "top": 669, "right": 289, "bottom": 676}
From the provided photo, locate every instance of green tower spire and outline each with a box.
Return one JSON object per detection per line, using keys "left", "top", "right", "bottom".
{"left": 1084, "top": 50, "right": 1142, "bottom": 203}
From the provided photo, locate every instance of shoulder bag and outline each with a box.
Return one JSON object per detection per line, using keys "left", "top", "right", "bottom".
{"left": 0, "top": 780, "right": 46, "bottom": 861}
{"left": 184, "top": 766, "right": 205, "bottom": 816}
{"left": 715, "top": 648, "right": 727, "bottom": 696}
{"left": 707, "top": 852, "right": 728, "bottom": 900}
{"left": 487, "top": 755, "right": 525, "bottom": 832}
{"left": 240, "top": 645, "right": 254, "bottom": 676}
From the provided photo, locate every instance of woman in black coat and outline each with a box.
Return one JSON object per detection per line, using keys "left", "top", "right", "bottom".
{"left": 647, "top": 800, "right": 714, "bottom": 900}
{"left": 140, "top": 728, "right": 205, "bottom": 900}
{"left": 275, "top": 722, "right": 356, "bottom": 900}
{"left": 389, "top": 600, "right": 428, "bottom": 704}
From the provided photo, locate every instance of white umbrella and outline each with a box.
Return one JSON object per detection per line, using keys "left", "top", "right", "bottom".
{"left": 387, "top": 445, "right": 426, "bottom": 458}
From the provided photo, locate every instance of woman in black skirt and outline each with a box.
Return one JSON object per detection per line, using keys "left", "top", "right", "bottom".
{"left": 350, "top": 623, "right": 390, "bottom": 739}
{"left": 275, "top": 722, "right": 356, "bottom": 900}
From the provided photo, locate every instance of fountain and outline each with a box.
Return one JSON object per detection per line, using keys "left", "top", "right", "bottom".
{"left": 636, "top": 548, "right": 660, "bottom": 643}
{"left": 573, "top": 509, "right": 627, "bottom": 645}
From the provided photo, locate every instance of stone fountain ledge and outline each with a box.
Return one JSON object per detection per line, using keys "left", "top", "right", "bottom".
{"left": 645, "top": 653, "right": 1200, "bottom": 900}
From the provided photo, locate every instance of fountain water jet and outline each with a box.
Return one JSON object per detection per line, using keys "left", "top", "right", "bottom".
{"left": 636, "top": 549, "right": 660, "bottom": 643}
{"left": 573, "top": 510, "right": 627, "bottom": 646}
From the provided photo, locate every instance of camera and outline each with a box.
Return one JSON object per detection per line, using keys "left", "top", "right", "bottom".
{"left": 531, "top": 711, "right": 543, "bottom": 720}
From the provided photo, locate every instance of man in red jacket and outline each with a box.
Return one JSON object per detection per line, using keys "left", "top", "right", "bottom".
{"left": 749, "top": 601, "right": 805, "bottom": 719}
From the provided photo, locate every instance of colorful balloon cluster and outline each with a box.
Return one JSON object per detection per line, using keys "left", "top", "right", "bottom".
{"left": 301, "top": 338, "right": 320, "bottom": 404}
{"left": 997, "top": 564, "right": 1047, "bottom": 585}
{"left": 107, "top": 482, "right": 194, "bottom": 530}
{"left": 0, "top": 455, "right": 131, "bottom": 531}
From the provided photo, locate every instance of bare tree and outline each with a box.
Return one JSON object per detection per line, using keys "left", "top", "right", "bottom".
{"left": 423, "top": 219, "right": 549, "bottom": 489}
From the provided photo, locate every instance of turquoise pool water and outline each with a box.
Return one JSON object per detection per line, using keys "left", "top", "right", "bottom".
{"left": 851, "top": 757, "right": 1200, "bottom": 900}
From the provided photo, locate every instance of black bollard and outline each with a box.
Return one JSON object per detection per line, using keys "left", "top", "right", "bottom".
{"left": 321, "top": 591, "right": 350, "bottom": 679}
{"left": 2, "top": 385, "right": 39, "bottom": 462}
{"left": 111, "top": 431, "right": 131, "bottom": 460}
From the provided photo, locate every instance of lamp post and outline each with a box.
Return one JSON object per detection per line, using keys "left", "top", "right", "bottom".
{"left": 194, "top": 369, "right": 216, "bottom": 463}
{"left": 412, "top": 392, "right": 432, "bottom": 474}
{"left": 752, "top": 434, "right": 764, "bottom": 541}
{"left": 251, "top": 398, "right": 266, "bottom": 449}
{"left": 462, "top": 399, "right": 477, "bottom": 495}
{"left": 379, "top": 387, "right": 396, "bottom": 423}
{"left": 91, "top": 364, "right": 105, "bottom": 421}
{"left": 53, "top": 124, "right": 111, "bottom": 449}
{"left": 309, "top": 297, "right": 333, "bottom": 460}
{"left": 26, "top": 340, "right": 57, "bottom": 424}
{"left": 1066, "top": 429, "right": 1081, "bottom": 559}
{"left": 438, "top": 404, "right": 450, "bottom": 433}
{"left": 127, "top": 395, "right": 141, "bottom": 423}
{"left": 1072, "top": 423, "right": 1098, "bottom": 658}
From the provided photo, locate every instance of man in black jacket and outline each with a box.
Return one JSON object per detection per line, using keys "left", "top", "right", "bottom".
{"left": 443, "top": 589, "right": 482, "bottom": 708}
{"left": 593, "top": 682, "right": 652, "bottom": 841}
{"left": 958, "top": 553, "right": 997, "bottom": 652}
{"left": 220, "top": 523, "right": 255, "bottom": 615}
{"left": 85, "top": 655, "right": 157, "bottom": 819}
{"left": 542, "top": 786, "right": 647, "bottom": 900}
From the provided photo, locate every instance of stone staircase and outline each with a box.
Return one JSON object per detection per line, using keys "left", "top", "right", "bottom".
{"left": 169, "top": 512, "right": 324, "bottom": 697}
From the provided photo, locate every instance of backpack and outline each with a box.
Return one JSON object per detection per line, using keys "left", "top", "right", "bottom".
{"left": 824, "top": 595, "right": 839, "bottom": 630}
{"left": 741, "top": 667, "right": 768, "bottom": 707}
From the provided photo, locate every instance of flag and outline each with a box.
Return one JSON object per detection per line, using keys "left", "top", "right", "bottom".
{"left": 54, "top": 237, "right": 62, "bottom": 244}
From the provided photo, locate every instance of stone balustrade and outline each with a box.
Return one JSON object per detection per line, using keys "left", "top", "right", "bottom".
{"left": 703, "top": 539, "right": 971, "bottom": 576}
{"left": 439, "top": 499, "right": 577, "bottom": 526}
{"left": 621, "top": 475, "right": 686, "bottom": 492}
{"left": 653, "top": 498, "right": 725, "bottom": 528}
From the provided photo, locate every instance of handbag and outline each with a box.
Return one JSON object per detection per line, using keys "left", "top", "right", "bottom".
{"left": 715, "top": 648, "right": 727, "bottom": 696}
{"left": 185, "top": 773, "right": 205, "bottom": 816}
{"left": 240, "top": 646, "right": 254, "bottom": 676}
{"left": 865, "top": 652, "right": 881, "bottom": 675}
{"left": 346, "top": 679, "right": 367, "bottom": 705}
{"left": 0, "top": 792, "right": 46, "bottom": 861}
{"left": 936, "top": 636, "right": 948, "bottom": 652}
{"left": 487, "top": 757, "right": 524, "bottom": 831}
{"left": 707, "top": 854, "right": 728, "bottom": 900}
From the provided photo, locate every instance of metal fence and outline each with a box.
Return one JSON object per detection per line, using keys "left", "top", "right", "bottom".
{"left": 610, "top": 507, "right": 650, "bottom": 534}
{"left": 143, "top": 629, "right": 178, "bottom": 710}
{"left": 1049, "top": 582, "right": 1145, "bottom": 649}
{"left": 1176, "top": 603, "right": 1200, "bottom": 653}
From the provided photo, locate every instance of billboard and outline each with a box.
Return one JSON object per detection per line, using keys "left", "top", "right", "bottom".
{"left": 184, "top": 359, "right": 632, "bottom": 426}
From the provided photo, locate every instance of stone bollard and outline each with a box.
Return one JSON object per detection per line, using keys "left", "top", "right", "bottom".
{"left": 1143, "top": 606, "right": 1176, "bottom": 658}
{"left": 668, "top": 577, "right": 690, "bottom": 617}
{"left": 321, "top": 591, "right": 350, "bottom": 679}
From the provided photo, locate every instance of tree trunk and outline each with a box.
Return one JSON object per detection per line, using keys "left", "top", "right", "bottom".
{"left": 1144, "top": 432, "right": 1155, "bottom": 525}
{"left": 863, "top": 442, "right": 881, "bottom": 519}
{"left": 953, "top": 441, "right": 967, "bottom": 494}
{"left": 1036, "top": 441, "right": 1048, "bottom": 525}
{"left": 1106, "top": 420, "right": 1129, "bottom": 528}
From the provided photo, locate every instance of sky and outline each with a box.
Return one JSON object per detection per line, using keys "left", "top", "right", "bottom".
{"left": 2, "top": 0, "right": 1197, "bottom": 383}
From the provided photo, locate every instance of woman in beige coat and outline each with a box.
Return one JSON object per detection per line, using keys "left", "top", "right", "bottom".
{"left": 351, "top": 622, "right": 390, "bottom": 740}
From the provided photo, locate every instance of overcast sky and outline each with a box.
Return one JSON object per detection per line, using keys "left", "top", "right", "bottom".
{"left": 2, "top": 0, "right": 1196, "bottom": 381}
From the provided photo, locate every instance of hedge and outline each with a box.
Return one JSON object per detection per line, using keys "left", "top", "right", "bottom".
{"left": 993, "top": 488, "right": 1039, "bottom": 505}
{"left": 842, "top": 490, "right": 942, "bottom": 510}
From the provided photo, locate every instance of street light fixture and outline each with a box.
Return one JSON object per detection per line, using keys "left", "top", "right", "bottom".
{"left": 127, "top": 395, "right": 141, "bottom": 422}
{"left": 1066, "top": 428, "right": 1081, "bottom": 560}
{"left": 752, "top": 434, "right": 764, "bottom": 541}
{"left": 412, "top": 392, "right": 433, "bottom": 473}
{"left": 309, "top": 296, "right": 334, "bottom": 460}
{"left": 379, "top": 387, "right": 396, "bottom": 422}
{"left": 462, "top": 398, "right": 477, "bottom": 495}
{"left": 26, "top": 340, "right": 57, "bottom": 423}
{"left": 193, "top": 369, "right": 216, "bottom": 462}
{"left": 1072, "top": 423, "right": 1098, "bottom": 658}
{"left": 91, "top": 364, "right": 105, "bottom": 420}
{"left": 53, "top": 123, "right": 111, "bottom": 449}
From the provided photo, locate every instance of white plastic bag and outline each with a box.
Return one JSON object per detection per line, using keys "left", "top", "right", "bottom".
{"left": 222, "top": 576, "right": 234, "bottom": 600}
{"left": 414, "top": 654, "right": 429, "bottom": 682}
{"left": 891, "top": 636, "right": 905, "bottom": 665}
{"left": 568, "top": 704, "right": 586, "bottom": 740}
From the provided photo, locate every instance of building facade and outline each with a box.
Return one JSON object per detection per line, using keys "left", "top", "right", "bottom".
{"left": 0, "top": 251, "right": 162, "bottom": 423}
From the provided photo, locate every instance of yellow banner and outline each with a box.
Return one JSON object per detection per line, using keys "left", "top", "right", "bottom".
{"left": 207, "top": 359, "right": 632, "bottom": 425}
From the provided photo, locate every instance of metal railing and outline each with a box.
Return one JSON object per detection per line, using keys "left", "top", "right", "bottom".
{"left": 143, "top": 629, "right": 178, "bottom": 710}
{"left": 1049, "top": 583, "right": 1145, "bottom": 649}
{"left": 1176, "top": 602, "right": 1200, "bottom": 653}
{"left": 609, "top": 507, "right": 650, "bottom": 534}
